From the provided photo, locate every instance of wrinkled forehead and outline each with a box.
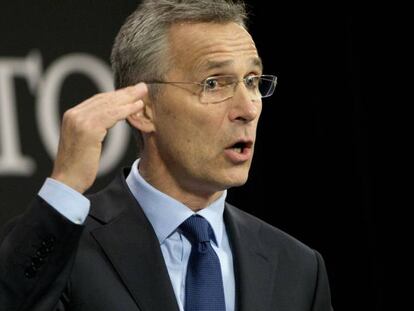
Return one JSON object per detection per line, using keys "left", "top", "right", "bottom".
{"left": 167, "top": 22, "right": 261, "bottom": 78}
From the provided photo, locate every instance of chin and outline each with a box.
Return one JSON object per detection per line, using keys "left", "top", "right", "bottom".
{"left": 220, "top": 171, "right": 250, "bottom": 189}
{"left": 200, "top": 163, "right": 251, "bottom": 191}
{"left": 229, "top": 178, "right": 249, "bottom": 188}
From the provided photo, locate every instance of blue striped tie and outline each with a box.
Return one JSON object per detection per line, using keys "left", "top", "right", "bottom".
{"left": 180, "top": 215, "right": 226, "bottom": 311}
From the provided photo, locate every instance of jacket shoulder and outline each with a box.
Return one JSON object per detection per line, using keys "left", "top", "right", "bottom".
{"left": 225, "top": 203, "right": 317, "bottom": 260}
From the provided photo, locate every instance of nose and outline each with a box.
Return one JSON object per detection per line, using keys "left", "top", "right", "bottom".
{"left": 228, "top": 83, "right": 261, "bottom": 123}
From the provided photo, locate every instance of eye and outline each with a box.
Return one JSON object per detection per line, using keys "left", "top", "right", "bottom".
{"left": 204, "top": 77, "right": 219, "bottom": 91}
{"left": 203, "top": 76, "right": 235, "bottom": 93}
{"left": 245, "top": 75, "right": 260, "bottom": 89}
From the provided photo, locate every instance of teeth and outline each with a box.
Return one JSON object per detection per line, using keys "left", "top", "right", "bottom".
{"left": 233, "top": 147, "right": 242, "bottom": 153}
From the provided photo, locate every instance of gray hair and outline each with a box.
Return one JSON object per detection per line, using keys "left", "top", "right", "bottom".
{"left": 110, "top": 0, "right": 249, "bottom": 153}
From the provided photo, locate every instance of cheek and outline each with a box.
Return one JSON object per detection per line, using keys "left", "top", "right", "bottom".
{"left": 185, "top": 112, "right": 229, "bottom": 157}
{"left": 158, "top": 101, "right": 227, "bottom": 145}
{"left": 153, "top": 107, "right": 199, "bottom": 160}
{"left": 154, "top": 92, "right": 231, "bottom": 164}
{"left": 176, "top": 119, "right": 221, "bottom": 157}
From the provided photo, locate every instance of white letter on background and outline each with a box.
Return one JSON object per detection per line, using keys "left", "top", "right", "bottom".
{"left": 0, "top": 51, "right": 41, "bottom": 175}
{"left": 36, "top": 54, "right": 130, "bottom": 176}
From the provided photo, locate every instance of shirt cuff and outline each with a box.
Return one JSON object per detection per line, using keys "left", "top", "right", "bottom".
{"left": 38, "top": 178, "right": 90, "bottom": 225}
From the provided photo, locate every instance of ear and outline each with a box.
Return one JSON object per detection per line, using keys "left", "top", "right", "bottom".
{"left": 127, "top": 96, "right": 155, "bottom": 133}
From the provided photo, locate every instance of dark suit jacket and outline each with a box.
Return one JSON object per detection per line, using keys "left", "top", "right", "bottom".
{"left": 0, "top": 168, "right": 333, "bottom": 311}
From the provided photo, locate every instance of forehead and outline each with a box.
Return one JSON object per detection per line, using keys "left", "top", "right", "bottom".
{"left": 167, "top": 22, "right": 261, "bottom": 77}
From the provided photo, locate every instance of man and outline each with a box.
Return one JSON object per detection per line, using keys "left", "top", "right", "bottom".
{"left": 0, "top": 0, "right": 333, "bottom": 310}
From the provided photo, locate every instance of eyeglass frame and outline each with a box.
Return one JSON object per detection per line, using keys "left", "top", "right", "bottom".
{"left": 144, "top": 74, "right": 278, "bottom": 104}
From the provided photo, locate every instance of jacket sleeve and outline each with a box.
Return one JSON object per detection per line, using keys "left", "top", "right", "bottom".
{"left": 0, "top": 196, "right": 84, "bottom": 311}
{"left": 311, "top": 250, "right": 334, "bottom": 311}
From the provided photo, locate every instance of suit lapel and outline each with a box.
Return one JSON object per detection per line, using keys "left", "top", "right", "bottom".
{"left": 88, "top": 171, "right": 180, "bottom": 311}
{"left": 224, "top": 204, "right": 278, "bottom": 311}
{"left": 87, "top": 170, "right": 278, "bottom": 311}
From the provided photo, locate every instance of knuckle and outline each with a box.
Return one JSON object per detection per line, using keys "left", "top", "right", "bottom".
{"left": 75, "top": 118, "right": 90, "bottom": 131}
{"left": 62, "top": 108, "right": 78, "bottom": 123}
{"left": 63, "top": 110, "right": 87, "bottom": 132}
{"left": 73, "top": 120, "right": 98, "bottom": 137}
{"left": 106, "top": 108, "right": 120, "bottom": 119}
{"left": 91, "top": 93, "right": 111, "bottom": 106}
{"left": 92, "top": 93, "right": 106, "bottom": 101}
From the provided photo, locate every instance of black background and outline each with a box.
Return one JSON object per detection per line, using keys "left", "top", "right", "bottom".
{"left": 0, "top": 1, "right": 387, "bottom": 310}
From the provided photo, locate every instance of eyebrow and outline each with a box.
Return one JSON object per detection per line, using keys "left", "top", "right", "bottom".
{"left": 204, "top": 57, "right": 263, "bottom": 72}
{"left": 251, "top": 57, "right": 264, "bottom": 71}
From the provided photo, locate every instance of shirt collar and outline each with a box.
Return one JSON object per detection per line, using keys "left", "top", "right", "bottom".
{"left": 126, "top": 159, "right": 227, "bottom": 247}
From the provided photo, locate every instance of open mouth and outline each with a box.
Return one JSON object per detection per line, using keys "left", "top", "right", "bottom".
{"left": 227, "top": 141, "right": 253, "bottom": 154}
{"left": 224, "top": 139, "right": 254, "bottom": 163}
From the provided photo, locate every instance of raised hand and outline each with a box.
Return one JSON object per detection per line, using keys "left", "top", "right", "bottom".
{"left": 51, "top": 83, "right": 148, "bottom": 193}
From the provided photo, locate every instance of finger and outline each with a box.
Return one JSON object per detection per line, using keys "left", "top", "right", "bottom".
{"left": 110, "top": 82, "right": 148, "bottom": 105}
{"left": 72, "top": 82, "right": 148, "bottom": 111}
{"left": 115, "top": 99, "right": 145, "bottom": 120}
{"left": 101, "top": 100, "right": 145, "bottom": 128}
{"left": 117, "top": 82, "right": 148, "bottom": 99}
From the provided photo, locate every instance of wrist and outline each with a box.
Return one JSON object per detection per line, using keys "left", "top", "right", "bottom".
{"left": 50, "top": 172, "right": 88, "bottom": 194}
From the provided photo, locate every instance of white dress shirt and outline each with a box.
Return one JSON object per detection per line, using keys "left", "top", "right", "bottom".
{"left": 38, "top": 159, "right": 235, "bottom": 311}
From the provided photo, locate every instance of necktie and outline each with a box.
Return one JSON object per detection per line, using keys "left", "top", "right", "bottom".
{"left": 179, "top": 215, "right": 226, "bottom": 311}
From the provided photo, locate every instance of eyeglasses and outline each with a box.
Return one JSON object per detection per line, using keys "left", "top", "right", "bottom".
{"left": 145, "top": 74, "right": 277, "bottom": 104}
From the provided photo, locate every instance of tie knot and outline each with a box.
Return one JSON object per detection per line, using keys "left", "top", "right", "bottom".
{"left": 179, "top": 215, "right": 212, "bottom": 244}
